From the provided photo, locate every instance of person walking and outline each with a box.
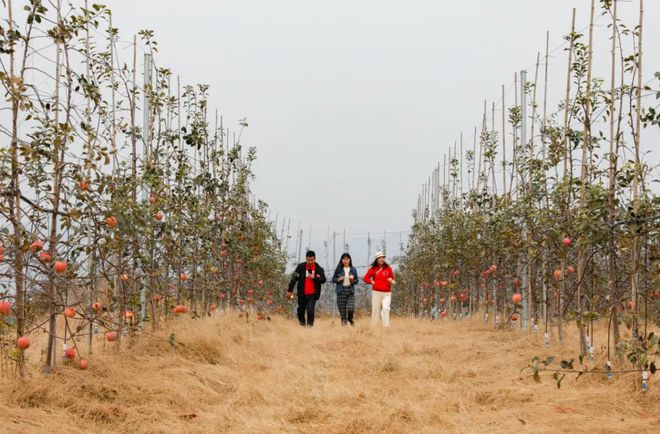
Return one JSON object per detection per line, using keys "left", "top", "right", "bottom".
{"left": 363, "top": 251, "right": 395, "bottom": 327}
{"left": 331, "top": 253, "right": 359, "bottom": 326}
{"left": 288, "top": 250, "right": 326, "bottom": 326}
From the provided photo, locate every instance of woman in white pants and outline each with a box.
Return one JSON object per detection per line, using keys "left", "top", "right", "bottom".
{"left": 363, "top": 251, "right": 395, "bottom": 326}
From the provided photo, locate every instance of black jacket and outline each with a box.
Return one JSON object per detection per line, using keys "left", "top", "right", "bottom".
{"left": 288, "top": 262, "right": 326, "bottom": 300}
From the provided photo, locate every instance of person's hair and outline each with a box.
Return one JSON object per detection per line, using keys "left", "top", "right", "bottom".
{"left": 305, "top": 250, "right": 315, "bottom": 258}
{"left": 334, "top": 253, "right": 352, "bottom": 275}
{"left": 370, "top": 258, "right": 389, "bottom": 268}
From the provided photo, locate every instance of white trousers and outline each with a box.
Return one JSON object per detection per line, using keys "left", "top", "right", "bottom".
{"left": 371, "top": 290, "right": 391, "bottom": 327}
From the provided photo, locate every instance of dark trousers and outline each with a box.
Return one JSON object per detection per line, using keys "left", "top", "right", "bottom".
{"left": 297, "top": 294, "right": 317, "bottom": 326}
{"left": 337, "top": 288, "right": 355, "bottom": 325}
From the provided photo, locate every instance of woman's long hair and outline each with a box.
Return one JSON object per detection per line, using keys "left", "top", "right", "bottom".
{"left": 370, "top": 258, "right": 389, "bottom": 268}
{"left": 334, "top": 253, "right": 353, "bottom": 275}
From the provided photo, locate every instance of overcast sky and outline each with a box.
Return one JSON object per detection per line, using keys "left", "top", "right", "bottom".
{"left": 108, "top": 0, "right": 659, "bottom": 269}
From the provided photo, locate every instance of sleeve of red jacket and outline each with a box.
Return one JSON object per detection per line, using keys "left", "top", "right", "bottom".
{"left": 363, "top": 267, "right": 374, "bottom": 284}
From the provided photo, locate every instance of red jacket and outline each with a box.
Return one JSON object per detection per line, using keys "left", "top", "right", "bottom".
{"left": 363, "top": 265, "right": 394, "bottom": 292}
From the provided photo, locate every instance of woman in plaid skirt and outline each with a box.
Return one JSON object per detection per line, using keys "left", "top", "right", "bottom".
{"left": 331, "top": 253, "right": 359, "bottom": 326}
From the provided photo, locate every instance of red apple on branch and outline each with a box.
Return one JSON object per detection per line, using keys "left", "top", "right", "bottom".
{"left": 0, "top": 301, "right": 11, "bottom": 315}
{"left": 54, "top": 261, "right": 68, "bottom": 274}
{"left": 106, "top": 216, "right": 118, "bottom": 228}
{"left": 38, "top": 251, "right": 52, "bottom": 262}
{"left": 64, "top": 347, "right": 76, "bottom": 359}
{"left": 30, "top": 240, "right": 44, "bottom": 252}
{"left": 17, "top": 336, "right": 30, "bottom": 350}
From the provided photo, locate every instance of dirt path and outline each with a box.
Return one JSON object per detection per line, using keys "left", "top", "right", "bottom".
{"left": 1, "top": 314, "right": 657, "bottom": 433}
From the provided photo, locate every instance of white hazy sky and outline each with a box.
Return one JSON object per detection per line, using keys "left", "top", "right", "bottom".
{"left": 108, "top": 0, "right": 659, "bottom": 268}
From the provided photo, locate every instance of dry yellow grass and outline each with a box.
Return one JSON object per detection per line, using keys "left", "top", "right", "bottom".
{"left": 0, "top": 313, "right": 658, "bottom": 433}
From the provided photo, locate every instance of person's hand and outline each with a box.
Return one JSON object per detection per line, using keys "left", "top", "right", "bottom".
{"left": 387, "top": 277, "right": 393, "bottom": 283}
{"left": 349, "top": 275, "right": 354, "bottom": 281}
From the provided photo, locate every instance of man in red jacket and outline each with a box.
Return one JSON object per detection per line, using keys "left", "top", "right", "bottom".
{"left": 288, "top": 251, "right": 326, "bottom": 326}
{"left": 363, "top": 251, "right": 395, "bottom": 327}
